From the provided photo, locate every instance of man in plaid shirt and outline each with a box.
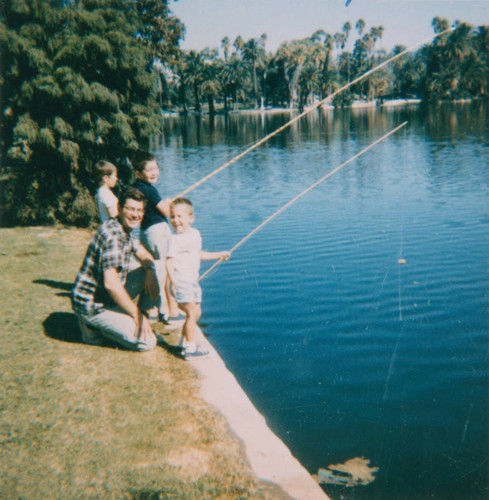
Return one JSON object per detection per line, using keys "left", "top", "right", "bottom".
{"left": 72, "top": 187, "right": 159, "bottom": 350}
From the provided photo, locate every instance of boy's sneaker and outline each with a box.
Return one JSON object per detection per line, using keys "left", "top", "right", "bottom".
{"left": 184, "top": 346, "right": 210, "bottom": 360}
{"left": 78, "top": 319, "right": 104, "bottom": 345}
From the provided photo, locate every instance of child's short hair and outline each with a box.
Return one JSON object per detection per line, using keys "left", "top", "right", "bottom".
{"left": 171, "top": 197, "right": 193, "bottom": 213}
{"left": 93, "top": 160, "right": 116, "bottom": 183}
{"left": 132, "top": 151, "right": 156, "bottom": 173}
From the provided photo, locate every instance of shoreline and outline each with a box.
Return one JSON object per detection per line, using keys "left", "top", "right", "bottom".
{"left": 163, "top": 97, "right": 483, "bottom": 118}
{"left": 162, "top": 98, "right": 424, "bottom": 117}
{"left": 190, "top": 326, "right": 330, "bottom": 500}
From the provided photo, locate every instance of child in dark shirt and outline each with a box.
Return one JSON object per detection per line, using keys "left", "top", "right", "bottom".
{"left": 132, "top": 151, "right": 179, "bottom": 323}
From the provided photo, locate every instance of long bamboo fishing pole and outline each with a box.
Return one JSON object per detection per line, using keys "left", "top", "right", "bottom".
{"left": 199, "top": 121, "right": 408, "bottom": 281}
{"left": 174, "top": 28, "right": 453, "bottom": 201}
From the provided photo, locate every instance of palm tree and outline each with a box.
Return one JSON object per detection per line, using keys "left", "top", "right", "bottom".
{"left": 199, "top": 48, "right": 222, "bottom": 115}
{"left": 221, "top": 36, "right": 230, "bottom": 61}
{"left": 355, "top": 18, "right": 365, "bottom": 37}
{"left": 474, "top": 25, "right": 489, "bottom": 96}
{"left": 220, "top": 53, "right": 250, "bottom": 110}
{"left": 444, "top": 22, "right": 474, "bottom": 63}
{"left": 242, "top": 35, "right": 267, "bottom": 107}
{"left": 233, "top": 35, "right": 244, "bottom": 54}
{"left": 298, "top": 61, "right": 320, "bottom": 110}
{"left": 342, "top": 21, "right": 351, "bottom": 48}
{"left": 182, "top": 50, "right": 204, "bottom": 111}
{"left": 432, "top": 16, "right": 450, "bottom": 34}
{"left": 390, "top": 44, "right": 408, "bottom": 95}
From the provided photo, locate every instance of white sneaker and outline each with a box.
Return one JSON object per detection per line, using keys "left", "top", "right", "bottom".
{"left": 184, "top": 346, "right": 210, "bottom": 360}
{"left": 78, "top": 319, "right": 104, "bottom": 345}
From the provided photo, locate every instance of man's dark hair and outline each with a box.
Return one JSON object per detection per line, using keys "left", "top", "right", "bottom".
{"left": 131, "top": 151, "right": 156, "bottom": 173}
{"left": 119, "top": 187, "right": 146, "bottom": 209}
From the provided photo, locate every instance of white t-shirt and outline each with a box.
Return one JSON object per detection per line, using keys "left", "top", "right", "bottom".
{"left": 96, "top": 185, "right": 118, "bottom": 222}
{"left": 167, "top": 227, "right": 202, "bottom": 283}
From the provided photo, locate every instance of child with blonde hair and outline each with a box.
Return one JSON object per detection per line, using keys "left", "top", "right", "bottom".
{"left": 93, "top": 160, "right": 118, "bottom": 222}
{"left": 167, "top": 198, "right": 230, "bottom": 359}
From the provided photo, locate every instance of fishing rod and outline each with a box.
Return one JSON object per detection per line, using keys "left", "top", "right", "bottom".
{"left": 199, "top": 121, "right": 408, "bottom": 281}
{"left": 174, "top": 28, "right": 453, "bottom": 201}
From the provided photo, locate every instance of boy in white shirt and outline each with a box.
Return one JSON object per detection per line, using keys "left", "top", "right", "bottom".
{"left": 94, "top": 160, "right": 118, "bottom": 222}
{"left": 166, "top": 198, "right": 230, "bottom": 359}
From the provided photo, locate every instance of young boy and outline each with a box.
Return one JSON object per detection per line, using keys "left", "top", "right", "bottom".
{"left": 132, "top": 151, "right": 177, "bottom": 323}
{"left": 166, "top": 198, "right": 230, "bottom": 359}
{"left": 94, "top": 160, "right": 118, "bottom": 222}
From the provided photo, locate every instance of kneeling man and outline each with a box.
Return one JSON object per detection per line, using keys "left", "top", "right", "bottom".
{"left": 72, "top": 187, "right": 159, "bottom": 351}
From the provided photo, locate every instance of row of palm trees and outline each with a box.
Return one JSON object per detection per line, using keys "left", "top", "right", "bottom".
{"left": 160, "top": 17, "right": 489, "bottom": 113}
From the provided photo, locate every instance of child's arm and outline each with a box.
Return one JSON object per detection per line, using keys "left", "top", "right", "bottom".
{"left": 200, "top": 250, "right": 231, "bottom": 261}
{"left": 107, "top": 203, "right": 118, "bottom": 218}
{"left": 156, "top": 198, "right": 171, "bottom": 219}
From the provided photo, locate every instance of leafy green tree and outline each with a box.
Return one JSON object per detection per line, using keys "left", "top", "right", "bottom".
{"left": 135, "top": 0, "right": 184, "bottom": 63}
{"left": 1, "top": 0, "right": 180, "bottom": 226}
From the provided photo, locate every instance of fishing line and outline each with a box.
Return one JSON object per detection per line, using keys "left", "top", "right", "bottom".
{"left": 199, "top": 121, "right": 408, "bottom": 281}
{"left": 383, "top": 125, "right": 409, "bottom": 401}
{"left": 174, "top": 28, "right": 453, "bottom": 201}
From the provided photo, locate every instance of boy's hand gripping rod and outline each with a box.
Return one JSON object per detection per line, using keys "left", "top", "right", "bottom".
{"left": 199, "top": 121, "right": 408, "bottom": 281}
{"left": 173, "top": 28, "right": 453, "bottom": 202}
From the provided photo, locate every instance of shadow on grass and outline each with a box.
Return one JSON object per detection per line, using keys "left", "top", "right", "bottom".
{"left": 33, "top": 279, "right": 73, "bottom": 298}
{"left": 43, "top": 313, "right": 185, "bottom": 358}
{"left": 43, "top": 311, "right": 83, "bottom": 344}
{"left": 43, "top": 312, "right": 119, "bottom": 349}
{"left": 157, "top": 336, "right": 186, "bottom": 360}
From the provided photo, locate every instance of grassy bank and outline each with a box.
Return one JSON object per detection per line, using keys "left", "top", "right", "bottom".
{"left": 0, "top": 227, "right": 278, "bottom": 499}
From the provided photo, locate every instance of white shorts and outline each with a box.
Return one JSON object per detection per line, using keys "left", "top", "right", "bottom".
{"left": 172, "top": 280, "right": 202, "bottom": 304}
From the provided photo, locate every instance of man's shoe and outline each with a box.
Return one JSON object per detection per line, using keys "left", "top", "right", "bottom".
{"left": 146, "top": 313, "right": 158, "bottom": 324}
{"left": 158, "top": 313, "right": 170, "bottom": 325}
{"left": 167, "top": 314, "right": 186, "bottom": 324}
{"left": 78, "top": 319, "right": 104, "bottom": 345}
{"left": 184, "top": 346, "right": 210, "bottom": 360}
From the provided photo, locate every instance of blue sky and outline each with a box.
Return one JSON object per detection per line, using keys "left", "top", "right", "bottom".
{"left": 170, "top": 0, "right": 489, "bottom": 53}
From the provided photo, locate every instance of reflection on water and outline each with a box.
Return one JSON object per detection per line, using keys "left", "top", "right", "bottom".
{"left": 156, "top": 102, "right": 489, "bottom": 500}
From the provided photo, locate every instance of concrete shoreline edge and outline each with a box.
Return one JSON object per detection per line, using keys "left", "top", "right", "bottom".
{"left": 193, "top": 327, "right": 330, "bottom": 500}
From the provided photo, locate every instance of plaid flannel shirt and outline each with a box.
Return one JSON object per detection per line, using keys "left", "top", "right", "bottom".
{"left": 72, "top": 218, "right": 139, "bottom": 316}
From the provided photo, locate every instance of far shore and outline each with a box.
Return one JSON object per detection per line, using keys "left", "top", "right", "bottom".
{"left": 163, "top": 97, "right": 482, "bottom": 118}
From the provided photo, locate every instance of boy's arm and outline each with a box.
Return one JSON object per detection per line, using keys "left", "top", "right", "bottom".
{"left": 156, "top": 198, "right": 171, "bottom": 219}
{"left": 200, "top": 250, "right": 231, "bottom": 261}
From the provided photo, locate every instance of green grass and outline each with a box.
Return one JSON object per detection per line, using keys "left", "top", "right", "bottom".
{"left": 0, "top": 227, "right": 277, "bottom": 499}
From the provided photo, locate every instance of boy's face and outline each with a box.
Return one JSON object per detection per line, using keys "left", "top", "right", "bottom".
{"left": 105, "top": 170, "right": 118, "bottom": 188}
{"left": 136, "top": 160, "right": 159, "bottom": 184}
{"left": 170, "top": 204, "right": 194, "bottom": 234}
{"left": 120, "top": 198, "right": 144, "bottom": 232}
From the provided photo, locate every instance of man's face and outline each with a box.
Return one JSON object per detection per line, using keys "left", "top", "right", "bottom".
{"left": 120, "top": 198, "right": 144, "bottom": 231}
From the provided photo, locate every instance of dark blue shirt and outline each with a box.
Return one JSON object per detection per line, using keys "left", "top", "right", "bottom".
{"left": 133, "top": 179, "right": 168, "bottom": 230}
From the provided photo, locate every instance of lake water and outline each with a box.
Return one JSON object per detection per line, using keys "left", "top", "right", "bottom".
{"left": 155, "top": 103, "right": 489, "bottom": 500}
